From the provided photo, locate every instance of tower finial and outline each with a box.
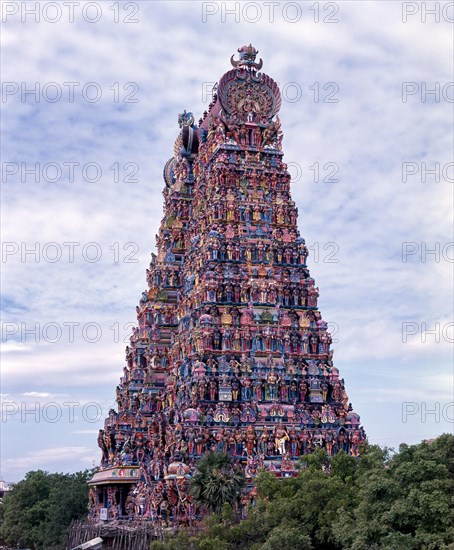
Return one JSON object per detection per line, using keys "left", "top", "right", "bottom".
{"left": 177, "top": 110, "right": 195, "bottom": 128}
{"left": 230, "top": 44, "right": 263, "bottom": 71}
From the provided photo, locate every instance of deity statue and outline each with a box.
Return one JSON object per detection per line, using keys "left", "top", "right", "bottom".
{"left": 274, "top": 423, "right": 289, "bottom": 455}
{"left": 266, "top": 368, "right": 278, "bottom": 400}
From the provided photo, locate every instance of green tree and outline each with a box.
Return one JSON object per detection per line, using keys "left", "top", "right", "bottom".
{"left": 142, "top": 435, "right": 454, "bottom": 550}
{"left": 333, "top": 434, "right": 454, "bottom": 549}
{"left": 260, "top": 519, "right": 313, "bottom": 550}
{"left": 188, "top": 435, "right": 454, "bottom": 550}
{"left": 0, "top": 469, "right": 92, "bottom": 550}
{"left": 190, "top": 452, "right": 245, "bottom": 515}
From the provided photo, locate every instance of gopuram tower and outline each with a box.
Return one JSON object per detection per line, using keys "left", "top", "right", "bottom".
{"left": 88, "top": 45, "right": 366, "bottom": 523}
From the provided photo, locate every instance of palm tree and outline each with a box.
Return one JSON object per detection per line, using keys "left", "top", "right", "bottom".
{"left": 190, "top": 452, "right": 245, "bottom": 515}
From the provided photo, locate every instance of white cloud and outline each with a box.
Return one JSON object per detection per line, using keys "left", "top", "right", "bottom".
{"left": 1, "top": 1, "right": 452, "bottom": 480}
{"left": 3, "top": 447, "right": 95, "bottom": 471}
{"left": 22, "top": 392, "right": 55, "bottom": 398}
{"left": 1, "top": 342, "right": 33, "bottom": 353}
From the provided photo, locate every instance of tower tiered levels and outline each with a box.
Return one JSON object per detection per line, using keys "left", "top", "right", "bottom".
{"left": 89, "top": 45, "right": 366, "bottom": 522}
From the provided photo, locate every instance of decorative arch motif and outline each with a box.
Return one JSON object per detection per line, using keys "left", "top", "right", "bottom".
{"left": 217, "top": 68, "right": 282, "bottom": 125}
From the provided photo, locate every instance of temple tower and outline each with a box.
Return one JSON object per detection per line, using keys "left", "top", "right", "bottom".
{"left": 89, "top": 45, "right": 366, "bottom": 523}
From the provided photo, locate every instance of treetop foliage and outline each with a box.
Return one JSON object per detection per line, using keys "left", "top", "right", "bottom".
{"left": 161, "top": 434, "right": 454, "bottom": 550}
{"left": 1, "top": 436, "right": 453, "bottom": 550}
{"left": 0, "top": 469, "right": 93, "bottom": 550}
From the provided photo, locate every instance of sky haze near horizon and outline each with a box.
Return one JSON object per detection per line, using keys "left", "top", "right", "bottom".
{"left": 1, "top": 0, "right": 453, "bottom": 482}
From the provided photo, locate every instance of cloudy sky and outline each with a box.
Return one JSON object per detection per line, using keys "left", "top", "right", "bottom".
{"left": 1, "top": 0, "right": 453, "bottom": 482}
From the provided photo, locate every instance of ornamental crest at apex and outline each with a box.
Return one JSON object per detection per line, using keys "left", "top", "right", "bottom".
{"left": 230, "top": 44, "right": 263, "bottom": 71}
{"left": 219, "top": 46, "right": 281, "bottom": 125}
